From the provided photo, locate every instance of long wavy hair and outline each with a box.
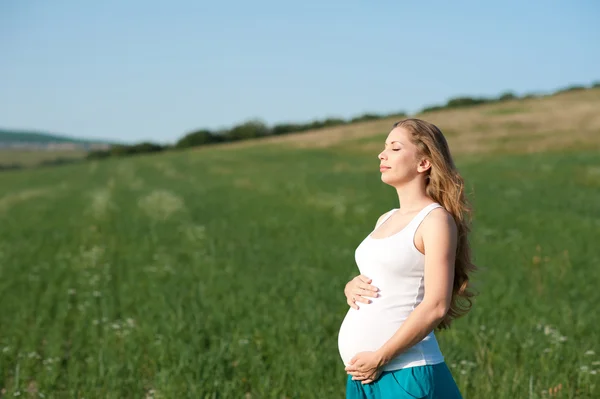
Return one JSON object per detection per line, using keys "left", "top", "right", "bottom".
{"left": 393, "top": 118, "right": 477, "bottom": 330}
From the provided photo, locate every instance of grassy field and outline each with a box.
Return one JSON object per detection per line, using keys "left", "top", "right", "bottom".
{"left": 1, "top": 91, "right": 600, "bottom": 398}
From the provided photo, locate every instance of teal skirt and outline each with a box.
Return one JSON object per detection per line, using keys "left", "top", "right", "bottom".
{"left": 346, "top": 362, "right": 462, "bottom": 399}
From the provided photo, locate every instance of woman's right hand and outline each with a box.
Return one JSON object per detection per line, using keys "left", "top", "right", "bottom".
{"left": 344, "top": 275, "right": 379, "bottom": 309}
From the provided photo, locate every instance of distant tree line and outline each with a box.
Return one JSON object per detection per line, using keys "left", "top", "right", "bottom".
{"left": 419, "top": 83, "right": 598, "bottom": 113}
{"left": 86, "top": 81, "right": 600, "bottom": 160}
{"left": 86, "top": 112, "right": 407, "bottom": 160}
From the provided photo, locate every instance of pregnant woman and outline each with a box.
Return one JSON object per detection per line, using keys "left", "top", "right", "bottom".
{"left": 338, "top": 118, "right": 476, "bottom": 398}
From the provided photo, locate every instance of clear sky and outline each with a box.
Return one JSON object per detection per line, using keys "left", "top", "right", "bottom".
{"left": 1, "top": 0, "right": 598, "bottom": 144}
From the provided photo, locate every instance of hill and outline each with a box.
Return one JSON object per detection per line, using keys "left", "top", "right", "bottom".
{"left": 3, "top": 87, "right": 600, "bottom": 170}
{"left": 0, "top": 128, "right": 114, "bottom": 145}
{"left": 213, "top": 86, "right": 600, "bottom": 156}
{"left": 0, "top": 129, "right": 114, "bottom": 169}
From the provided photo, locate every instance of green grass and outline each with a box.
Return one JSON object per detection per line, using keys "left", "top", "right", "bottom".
{"left": 0, "top": 144, "right": 599, "bottom": 398}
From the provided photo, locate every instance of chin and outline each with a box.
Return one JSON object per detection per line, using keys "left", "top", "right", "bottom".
{"left": 380, "top": 174, "right": 396, "bottom": 186}
{"left": 381, "top": 173, "right": 405, "bottom": 188}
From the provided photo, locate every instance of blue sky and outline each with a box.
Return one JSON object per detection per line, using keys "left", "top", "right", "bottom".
{"left": 1, "top": 0, "right": 599, "bottom": 144}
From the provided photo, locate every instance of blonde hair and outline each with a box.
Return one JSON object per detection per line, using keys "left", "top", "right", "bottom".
{"left": 393, "top": 118, "right": 477, "bottom": 330}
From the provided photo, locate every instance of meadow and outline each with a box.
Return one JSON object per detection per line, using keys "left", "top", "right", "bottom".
{"left": 1, "top": 89, "right": 600, "bottom": 398}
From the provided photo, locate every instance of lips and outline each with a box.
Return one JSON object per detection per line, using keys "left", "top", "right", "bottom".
{"left": 379, "top": 166, "right": 391, "bottom": 171}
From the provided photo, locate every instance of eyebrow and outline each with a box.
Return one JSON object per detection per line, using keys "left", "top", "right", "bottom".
{"left": 384, "top": 140, "right": 403, "bottom": 145}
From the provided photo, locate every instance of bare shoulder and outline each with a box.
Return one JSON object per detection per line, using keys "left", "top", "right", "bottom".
{"left": 422, "top": 207, "right": 457, "bottom": 234}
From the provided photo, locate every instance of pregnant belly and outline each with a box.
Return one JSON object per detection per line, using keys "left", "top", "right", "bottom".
{"left": 337, "top": 308, "right": 403, "bottom": 366}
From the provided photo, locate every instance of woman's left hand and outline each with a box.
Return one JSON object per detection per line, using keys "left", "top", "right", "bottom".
{"left": 345, "top": 351, "right": 384, "bottom": 384}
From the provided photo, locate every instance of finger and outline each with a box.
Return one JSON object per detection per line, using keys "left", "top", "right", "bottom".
{"left": 359, "top": 282, "right": 379, "bottom": 293}
{"left": 347, "top": 299, "right": 359, "bottom": 310}
{"left": 358, "top": 275, "right": 372, "bottom": 283}
{"left": 354, "top": 295, "right": 371, "bottom": 304}
{"left": 346, "top": 368, "right": 363, "bottom": 374}
{"left": 353, "top": 288, "right": 372, "bottom": 299}
{"left": 351, "top": 374, "right": 367, "bottom": 381}
{"left": 361, "top": 379, "right": 373, "bottom": 385}
{"left": 354, "top": 288, "right": 377, "bottom": 299}
{"left": 352, "top": 288, "right": 371, "bottom": 300}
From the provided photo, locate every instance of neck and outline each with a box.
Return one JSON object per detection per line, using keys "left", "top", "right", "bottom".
{"left": 394, "top": 178, "right": 432, "bottom": 213}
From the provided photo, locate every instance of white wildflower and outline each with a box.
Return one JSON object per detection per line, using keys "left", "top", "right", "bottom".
{"left": 584, "top": 350, "right": 595, "bottom": 356}
{"left": 138, "top": 190, "right": 185, "bottom": 221}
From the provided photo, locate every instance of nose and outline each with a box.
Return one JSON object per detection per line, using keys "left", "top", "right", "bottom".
{"left": 378, "top": 151, "right": 386, "bottom": 161}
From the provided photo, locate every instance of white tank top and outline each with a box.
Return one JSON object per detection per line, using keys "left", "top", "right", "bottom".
{"left": 337, "top": 203, "right": 445, "bottom": 371}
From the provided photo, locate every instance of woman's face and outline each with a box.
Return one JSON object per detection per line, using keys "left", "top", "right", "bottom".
{"left": 378, "top": 127, "right": 424, "bottom": 186}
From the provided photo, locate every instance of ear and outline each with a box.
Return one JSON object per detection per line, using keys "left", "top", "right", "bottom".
{"left": 417, "top": 158, "right": 432, "bottom": 173}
